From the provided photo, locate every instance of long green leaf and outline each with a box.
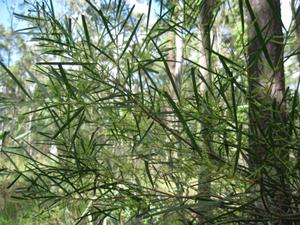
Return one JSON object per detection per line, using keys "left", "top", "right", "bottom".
{"left": 119, "top": 15, "right": 143, "bottom": 60}
{"left": 163, "top": 92, "right": 200, "bottom": 154}
{"left": 82, "top": 15, "right": 92, "bottom": 55}
{"left": 151, "top": 39, "right": 180, "bottom": 101}
{"left": 144, "top": 160, "right": 154, "bottom": 187}
{"left": 0, "top": 61, "right": 32, "bottom": 100}
{"left": 52, "top": 106, "right": 84, "bottom": 139}
{"left": 86, "top": 0, "right": 116, "bottom": 46}
{"left": 245, "top": 0, "right": 274, "bottom": 69}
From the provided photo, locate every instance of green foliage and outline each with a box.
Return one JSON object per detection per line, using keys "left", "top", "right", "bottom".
{"left": 1, "top": 0, "right": 300, "bottom": 224}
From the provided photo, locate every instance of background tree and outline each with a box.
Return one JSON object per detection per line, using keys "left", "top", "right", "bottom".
{"left": 247, "top": 1, "right": 293, "bottom": 224}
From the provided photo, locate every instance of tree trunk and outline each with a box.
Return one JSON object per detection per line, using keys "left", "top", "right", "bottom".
{"left": 167, "top": 26, "right": 183, "bottom": 95}
{"left": 247, "top": 1, "right": 291, "bottom": 224}
{"left": 199, "top": 0, "right": 215, "bottom": 96}
{"left": 197, "top": 0, "right": 215, "bottom": 224}
{"left": 166, "top": 0, "right": 184, "bottom": 194}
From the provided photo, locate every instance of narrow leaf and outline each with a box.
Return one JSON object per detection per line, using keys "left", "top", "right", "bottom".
{"left": 52, "top": 106, "right": 84, "bottom": 139}
{"left": 0, "top": 61, "right": 32, "bottom": 100}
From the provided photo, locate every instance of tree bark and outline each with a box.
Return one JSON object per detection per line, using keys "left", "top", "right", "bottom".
{"left": 167, "top": 0, "right": 183, "bottom": 96}
{"left": 199, "top": 0, "right": 215, "bottom": 96}
{"left": 247, "top": 1, "right": 291, "bottom": 224}
{"left": 197, "top": 0, "right": 216, "bottom": 224}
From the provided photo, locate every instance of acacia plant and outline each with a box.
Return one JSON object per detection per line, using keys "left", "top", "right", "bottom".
{"left": 1, "top": 0, "right": 300, "bottom": 224}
